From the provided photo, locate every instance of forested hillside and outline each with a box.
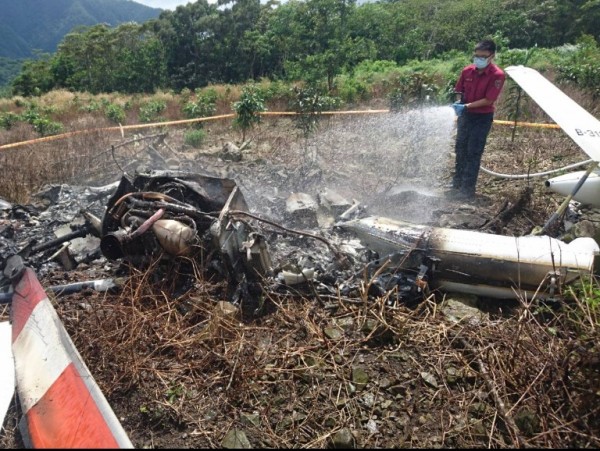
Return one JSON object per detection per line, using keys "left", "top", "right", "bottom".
{"left": 0, "top": 0, "right": 161, "bottom": 58}
{"left": 5, "top": 0, "right": 600, "bottom": 97}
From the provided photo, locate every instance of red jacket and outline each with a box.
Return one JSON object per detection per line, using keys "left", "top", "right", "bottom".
{"left": 455, "top": 63, "right": 505, "bottom": 114}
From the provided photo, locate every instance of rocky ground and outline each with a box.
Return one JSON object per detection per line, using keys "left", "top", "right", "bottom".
{"left": 1, "top": 110, "right": 600, "bottom": 448}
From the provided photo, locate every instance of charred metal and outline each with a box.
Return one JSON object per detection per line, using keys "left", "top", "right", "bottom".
{"left": 0, "top": 169, "right": 598, "bottom": 308}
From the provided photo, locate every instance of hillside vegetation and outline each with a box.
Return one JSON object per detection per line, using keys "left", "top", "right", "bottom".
{"left": 0, "top": 0, "right": 161, "bottom": 58}
{"left": 2, "top": 0, "right": 600, "bottom": 98}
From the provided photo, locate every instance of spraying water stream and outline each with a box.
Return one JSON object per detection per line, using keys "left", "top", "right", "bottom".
{"left": 235, "top": 105, "right": 457, "bottom": 224}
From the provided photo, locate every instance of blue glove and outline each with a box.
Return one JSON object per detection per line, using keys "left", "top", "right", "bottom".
{"left": 452, "top": 102, "right": 466, "bottom": 116}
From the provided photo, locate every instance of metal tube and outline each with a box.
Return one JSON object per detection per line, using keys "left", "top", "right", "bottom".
{"left": 0, "top": 278, "right": 118, "bottom": 304}
{"left": 128, "top": 208, "right": 165, "bottom": 240}
{"left": 29, "top": 227, "right": 89, "bottom": 255}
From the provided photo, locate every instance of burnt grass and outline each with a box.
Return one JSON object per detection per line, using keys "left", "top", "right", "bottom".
{"left": 1, "top": 107, "right": 600, "bottom": 448}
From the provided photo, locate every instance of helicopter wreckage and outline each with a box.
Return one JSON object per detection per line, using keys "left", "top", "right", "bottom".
{"left": 1, "top": 170, "right": 597, "bottom": 309}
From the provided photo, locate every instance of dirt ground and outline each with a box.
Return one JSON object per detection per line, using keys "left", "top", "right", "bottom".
{"left": 1, "top": 109, "right": 600, "bottom": 448}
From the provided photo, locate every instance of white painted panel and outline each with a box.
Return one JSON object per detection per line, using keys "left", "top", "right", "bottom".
{"left": 505, "top": 65, "right": 600, "bottom": 162}
{"left": 0, "top": 322, "right": 14, "bottom": 431}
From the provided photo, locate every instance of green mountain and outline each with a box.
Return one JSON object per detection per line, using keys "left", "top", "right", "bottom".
{"left": 0, "top": 0, "right": 162, "bottom": 58}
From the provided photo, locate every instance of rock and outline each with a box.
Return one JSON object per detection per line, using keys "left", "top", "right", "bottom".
{"left": 204, "top": 409, "right": 218, "bottom": 421}
{"left": 324, "top": 417, "right": 336, "bottom": 428}
{"left": 388, "top": 384, "right": 405, "bottom": 396}
{"left": 360, "top": 392, "right": 376, "bottom": 408}
{"left": 365, "top": 419, "right": 378, "bottom": 434}
{"left": 560, "top": 232, "right": 576, "bottom": 243}
{"left": 331, "top": 428, "right": 355, "bottom": 449}
{"left": 378, "top": 377, "right": 393, "bottom": 389}
{"left": 286, "top": 192, "right": 318, "bottom": 227}
{"left": 468, "top": 402, "right": 488, "bottom": 418}
{"left": 572, "top": 219, "right": 596, "bottom": 238}
{"left": 441, "top": 295, "right": 487, "bottom": 326}
{"left": 222, "top": 429, "right": 251, "bottom": 449}
{"left": 241, "top": 413, "right": 261, "bottom": 427}
{"left": 420, "top": 371, "right": 439, "bottom": 389}
{"left": 352, "top": 367, "right": 369, "bottom": 390}
{"left": 438, "top": 212, "right": 487, "bottom": 229}
{"left": 324, "top": 326, "right": 343, "bottom": 340}
{"left": 278, "top": 416, "right": 293, "bottom": 430}
{"left": 33, "top": 184, "right": 62, "bottom": 203}
{"left": 514, "top": 408, "right": 540, "bottom": 436}
{"left": 334, "top": 316, "right": 355, "bottom": 331}
{"left": 445, "top": 366, "right": 459, "bottom": 385}
{"left": 220, "top": 142, "right": 242, "bottom": 162}
{"left": 380, "top": 399, "right": 393, "bottom": 410}
{"left": 318, "top": 188, "right": 352, "bottom": 216}
{"left": 361, "top": 318, "right": 378, "bottom": 335}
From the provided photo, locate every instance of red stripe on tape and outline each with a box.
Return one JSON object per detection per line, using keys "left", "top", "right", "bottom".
{"left": 11, "top": 268, "right": 47, "bottom": 341}
{"left": 26, "top": 363, "right": 120, "bottom": 448}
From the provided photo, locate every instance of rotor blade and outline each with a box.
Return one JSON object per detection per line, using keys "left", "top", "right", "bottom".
{"left": 505, "top": 65, "right": 600, "bottom": 162}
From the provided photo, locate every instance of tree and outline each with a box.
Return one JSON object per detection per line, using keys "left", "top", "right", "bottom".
{"left": 269, "top": 0, "right": 360, "bottom": 91}
{"left": 11, "top": 53, "right": 54, "bottom": 96}
{"left": 49, "top": 23, "right": 166, "bottom": 93}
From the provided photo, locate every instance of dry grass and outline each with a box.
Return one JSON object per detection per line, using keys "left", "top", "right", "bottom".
{"left": 43, "top": 259, "right": 600, "bottom": 448}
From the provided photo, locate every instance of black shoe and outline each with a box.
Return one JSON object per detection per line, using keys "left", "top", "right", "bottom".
{"left": 449, "top": 190, "right": 475, "bottom": 201}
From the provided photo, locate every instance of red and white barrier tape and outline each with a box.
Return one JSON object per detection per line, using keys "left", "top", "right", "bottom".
{"left": 10, "top": 268, "right": 132, "bottom": 448}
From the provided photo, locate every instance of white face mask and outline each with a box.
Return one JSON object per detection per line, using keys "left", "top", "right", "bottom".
{"left": 474, "top": 56, "right": 490, "bottom": 70}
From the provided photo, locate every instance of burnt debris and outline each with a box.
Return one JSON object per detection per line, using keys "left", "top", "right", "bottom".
{"left": 1, "top": 169, "right": 598, "bottom": 310}
{"left": 0, "top": 170, "right": 433, "bottom": 308}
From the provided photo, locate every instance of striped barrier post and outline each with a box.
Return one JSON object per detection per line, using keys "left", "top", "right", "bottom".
{"left": 10, "top": 264, "right": 133, "bottom": 448}
{"left": 0, "top": 321, "right": 14, "bottom": 432}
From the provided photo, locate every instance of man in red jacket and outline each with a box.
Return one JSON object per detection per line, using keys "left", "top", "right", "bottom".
{"left": 450, "top": 39, "right": 505, "bottom": 199}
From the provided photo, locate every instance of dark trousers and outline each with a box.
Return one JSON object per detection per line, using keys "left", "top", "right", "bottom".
{"left": 452, "top": 112, "right": 494, "bottom": 195}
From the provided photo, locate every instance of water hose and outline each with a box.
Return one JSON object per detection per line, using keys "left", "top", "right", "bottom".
{"left": 480, "top": 159, "right": 594, "bottom": 179}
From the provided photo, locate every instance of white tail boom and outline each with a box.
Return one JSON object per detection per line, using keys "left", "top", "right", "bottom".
{"left": 505, "top": 65, "right": 600, "bottom": 207}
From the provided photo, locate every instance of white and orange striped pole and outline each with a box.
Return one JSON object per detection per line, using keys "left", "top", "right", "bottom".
{"left": 9, "top": 261, "right": 133, "bottom": 448}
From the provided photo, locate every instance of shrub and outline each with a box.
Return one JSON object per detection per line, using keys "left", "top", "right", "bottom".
{"left": 390, "top": 70, "right": 439, "bottom": 105}
{"left": 81, "top": 99, "right": 102, "bottom": 113}
{"left": 255, "top": 79, "right": 292, "bottom": 103}
{"left": 0, "top": 112, "right": 20, "bottom": 130}
{"left": 556, "top": 35, "right": 600, "bottom": 98}
{"left": 233, "top": 85, "right": 266, "bottom": 141}
{"left": 105, "top": 103, "right": 126, "bottom": 124}
{"left": 335, "top": 76, "right": 369, "bottom": 104}
{"left": 184, "top": 129, "right": 206, "bottom": 148}
{"left": 289, "top": 85, "right": 340, "bottom": 138}
{"left": 31, "top": 117, "right": 63, "bottom": 136}
{"left": 182, "top": 88, "right": 218, "bottom": 120}
{"left": 21, "top": 106, "right": 41, "bottom": 124}
{"left": 139, "top": 99, "right": 167, "bottom": 123}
